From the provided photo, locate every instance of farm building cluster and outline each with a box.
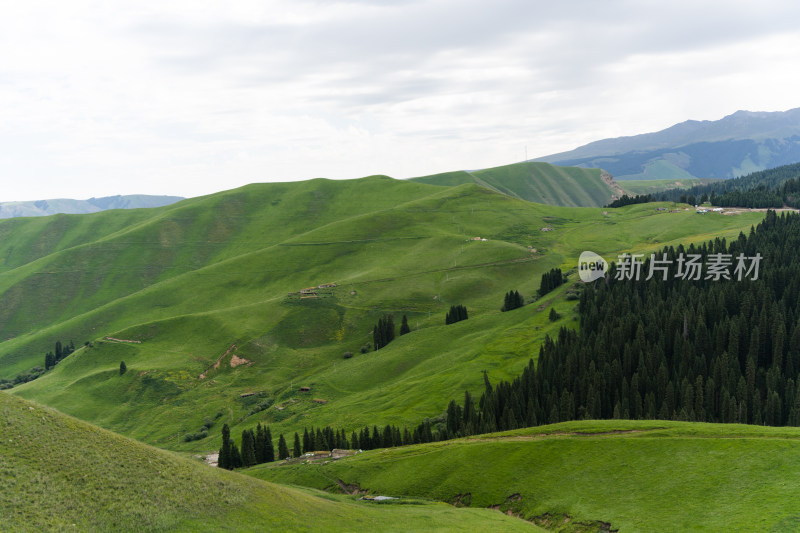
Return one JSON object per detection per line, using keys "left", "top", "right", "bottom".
{"left": 286, "top": 282, "right": 337, "bottom": 299}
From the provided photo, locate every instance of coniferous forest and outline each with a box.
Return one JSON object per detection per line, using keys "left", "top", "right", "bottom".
{"left": 468, "top": 210, "right": 800, "bottom": 431}
{"left": 658, "top": 162, "right": 800, "bottom": 208}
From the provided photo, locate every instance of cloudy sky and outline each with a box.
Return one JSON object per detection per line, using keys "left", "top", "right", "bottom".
{"left": 2, "top": 0, "right": 800, "bottom": 201}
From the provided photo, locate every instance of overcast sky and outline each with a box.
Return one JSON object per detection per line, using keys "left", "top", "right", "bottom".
{"left": 2, "top": 0, "right": 800, "bottom": 201}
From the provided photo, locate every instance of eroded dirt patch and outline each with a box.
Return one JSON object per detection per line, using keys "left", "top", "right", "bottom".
{"left": 484, "top": 494, "right": 618, "bottom": 532}
{"left": 335, "top": 479, "right": 366, "bottom": 495}
{"left": 450, "top": 493, "right": 472, "bottom": 507}
{"left": 229, "top": 354, "right": 252, "bottom": 368}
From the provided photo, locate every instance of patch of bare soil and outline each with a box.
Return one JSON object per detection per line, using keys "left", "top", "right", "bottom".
{"left": 229, "top": 354, "right": 252, "bottom": 368}
{"left": 335, "top": 479, "right": 366, "bottom": 495}
{"left": 485, "top": 493, "right": 618, "bottom": 531}
{"left": 104, "top": 337, "right": 141, "bottom": 344}
{"left": 450, "top": 493, "right": 472, "bottom": 507}
{"left": 532, "top": 512, "right": 618, "bottom": 532}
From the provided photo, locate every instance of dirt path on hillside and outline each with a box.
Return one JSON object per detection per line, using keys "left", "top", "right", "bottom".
{"left": 601, "top": 171, "right": 624, "bottom": 201}
{"left": 465, "top": 429, "right": 657, "bottom": 443}
{"left": 199, "top": 344, "right": 237, "bottom": 379}
{"left": 722, "top": 206, "right": 800, "bottom": 216}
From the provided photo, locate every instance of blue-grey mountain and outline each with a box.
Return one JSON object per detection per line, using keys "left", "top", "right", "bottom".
{"left": 0, "top": 195, "right": 184, "bottom": 218}
{"left": 536, "top": 108, "right": 800, "bottom": 181}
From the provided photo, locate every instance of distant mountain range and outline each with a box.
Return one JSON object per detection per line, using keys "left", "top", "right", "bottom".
{"left": 0, "top": 194, "right": 184, "bottom": 218}
{"left": 536, "top": 108, "right": 800, "bottom": 180}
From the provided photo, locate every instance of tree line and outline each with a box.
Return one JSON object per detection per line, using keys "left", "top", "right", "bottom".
{"left": 606, "top": 194, "right": 655, "bottom": 208}
{"left": 218, "top": 419, "right": 446, "bottom": 470}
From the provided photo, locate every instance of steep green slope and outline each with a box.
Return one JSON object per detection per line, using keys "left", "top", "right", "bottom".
{"left": 249, "top": 420, "right": 800, "bottom": 531}
{"left": 0, "top": 392, "right": 539, "bottom": 532}
{"left": 411, "top": 162, "right": 619, "bottom": 207}
{"left": 7, "top": 184, "right": 764, "bottom": 454}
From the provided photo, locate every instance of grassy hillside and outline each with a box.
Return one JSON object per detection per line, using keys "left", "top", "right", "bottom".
{"left": 249, "top": 419, "right": 800, "bottom": 532}
{"left": 411, "top": 162, "right": 620, "bottom": 207}
{"left": 0, "top": 391, "right": 540, "bottom": 532}
{"left": 2, "top": 174, "right": 765, "bottom": 455}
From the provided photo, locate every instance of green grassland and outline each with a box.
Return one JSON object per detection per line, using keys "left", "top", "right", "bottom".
{"left": 2, "top": 175, "right": 764, "bottom": 456}
{"left": 411, "top": 162, "right": 618, "bottom": 207}
{"left": 620, "top": 178, "right": 723, "bottom": 195}
{"left": 248, "top": 419, "right": 800, "bottom": 532}
{"left": 0, "top": 391, "right": 540, "bottom": 532}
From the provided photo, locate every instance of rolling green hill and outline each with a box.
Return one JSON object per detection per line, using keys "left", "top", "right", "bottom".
{"left": 249, "top": 419, "right": 800, "bottom": 532}
{"left": 411, "top": 162, "right": 621, "bottom": 207}
{"left": 1, "top": 176, "right": 765, "bottom": 456}
{"left": 0, "top": 391, "right": 538, "bottom": 532}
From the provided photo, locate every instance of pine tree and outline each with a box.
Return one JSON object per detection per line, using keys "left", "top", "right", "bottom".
{"left": 400, "top": 315, "right": 410, "bottom": 335}
{"left": 255, "top": 423, "right": 266, "bottom": 464}
{"left": 119, "top": 361, "right": 127, "bottom": 375}
{"left": 277, "top": 434, "right": 290, "bottom": 460}
{"left": 293, "top": 432, "right": 302, "bottom": 458}
{"left": 45, "top": 352, "right": 55, "bottom": 370}
{"left": 241, "top": 429, "right": 256, "bottom": 467}
{"left": 218, "top": 423, "right": 232, "bottom": 469}
{"left": 264, "top": 427, "right": 275, "bottom": 462}
{"left": 230, "top": 443, "right": 243, "bottom": 469}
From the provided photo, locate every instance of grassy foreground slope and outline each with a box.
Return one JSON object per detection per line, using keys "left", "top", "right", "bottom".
{"left": 249, "top": 420, "right": 800, "bottom": 532}
{"left": 0, "top": 392, "right": 539, "bottom": 532}
{"left": 7, "top": 187, "right": 765, "bottom": 452}
{"left": 411, "top": 162, "right": 620, "bottom": 207}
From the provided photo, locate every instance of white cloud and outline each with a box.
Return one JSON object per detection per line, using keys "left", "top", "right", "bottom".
{"left": 1, "top": 0, "right": 799, "bottom": 200}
